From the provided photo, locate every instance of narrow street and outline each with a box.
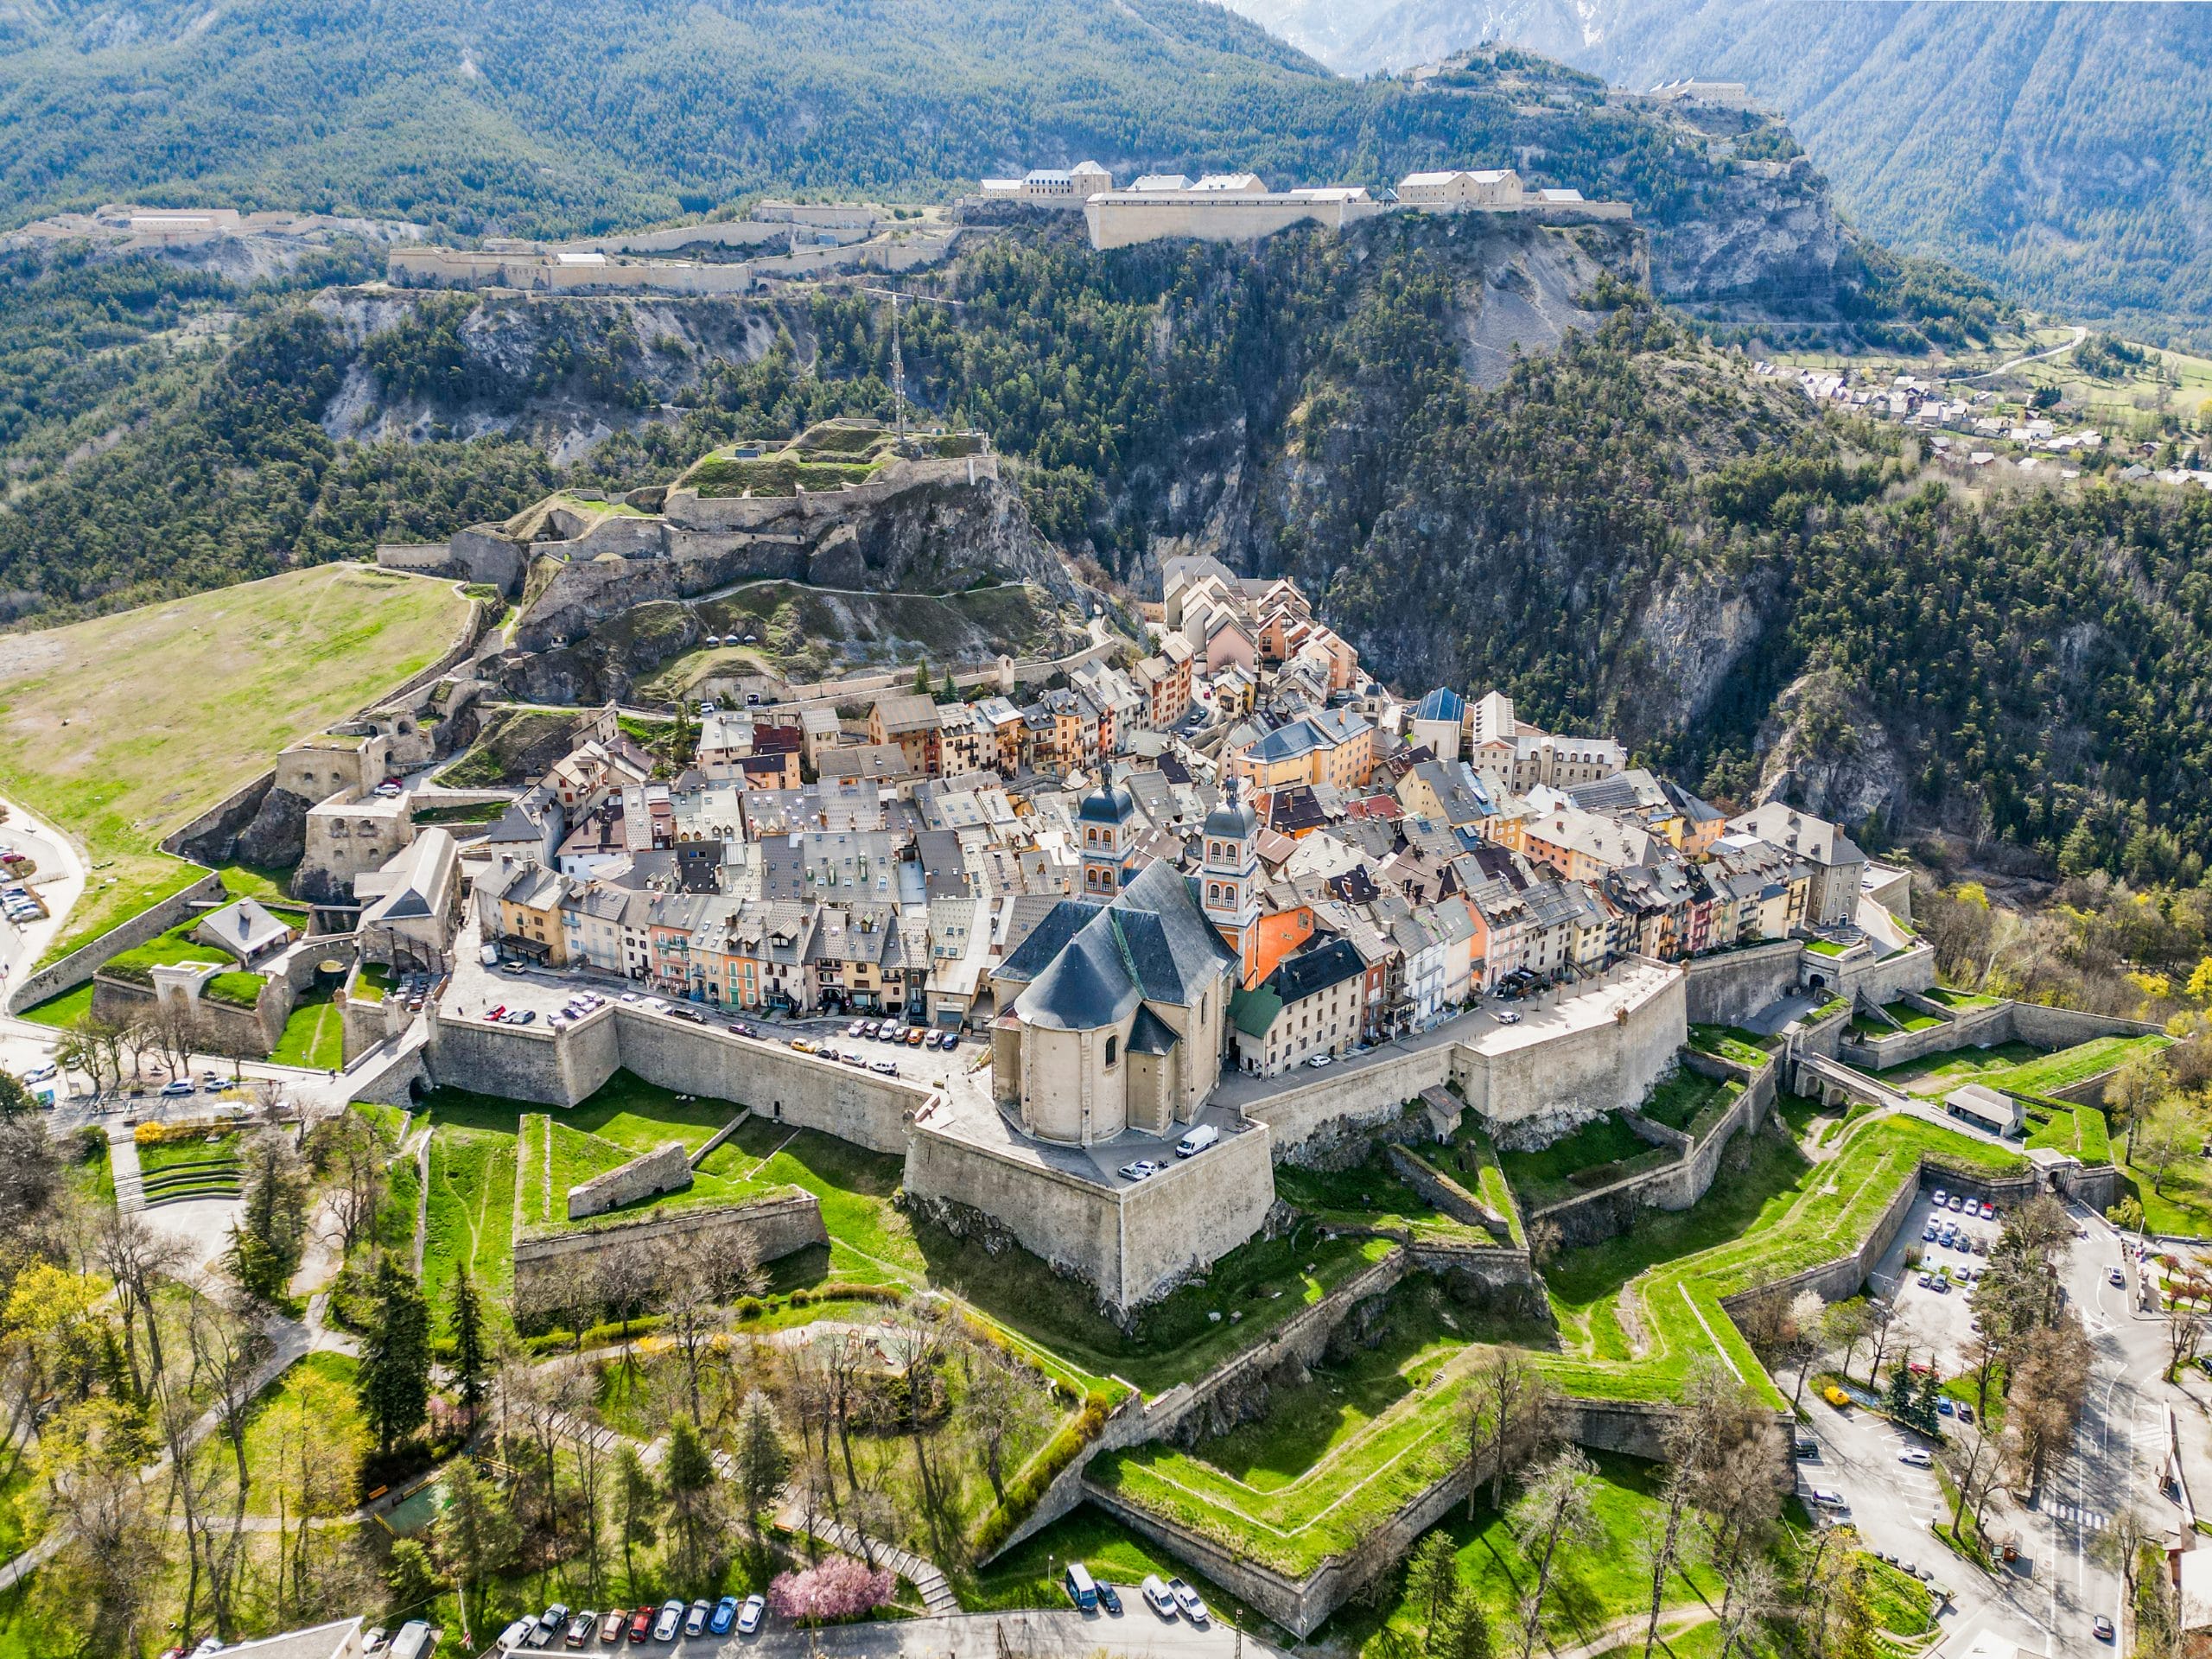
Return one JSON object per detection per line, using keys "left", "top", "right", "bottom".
{"left": 1803, "top": 1193, "right": 2151, "bottom": 1656}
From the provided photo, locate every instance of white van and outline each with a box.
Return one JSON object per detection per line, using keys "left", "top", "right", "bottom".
{"left": 1175, "top": 1123, "right": 1220, "bottom": 1159}
{"left": 388, "top": 1623, "right": 435, "bottom": 1659}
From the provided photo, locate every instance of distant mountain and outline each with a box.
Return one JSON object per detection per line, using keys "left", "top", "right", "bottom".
{"left": 1221, "top": 0, "right": 2212, "bottom": 340}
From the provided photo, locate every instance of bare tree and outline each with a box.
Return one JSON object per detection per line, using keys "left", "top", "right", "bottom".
{"left": 1507, "top": 1446, "right": 1601, "bottom": 1659}
{"left": 95, "top": 1206, "right": 189, "bottom": 1398}
{"left": 2005, "top": 1315, "right": 2093, "bottom": 1492}
{"left": 1460, "top": 1349, "right": 1554, "bottom": 1518}
{"left": 2170, "top": 1307, "right": 2206, "bottom": 1381}
{"left": 963, "top": 1344, "right": 1025, "bottom": 1503}
{"left": 1715, "top": 1555, "right": 1782, "bottom": 1659}
{"left": 1821, "top": 1299, "right": 1873, "bottom": 1383}
{"left": 309, "top": 1109, "right": 390, "bottom": 1259}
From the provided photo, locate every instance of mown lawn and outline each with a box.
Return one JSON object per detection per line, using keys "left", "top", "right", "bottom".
{"left": 0, "top": 565, "right": 468, "bottom": 965}
{"left": 270, "top": 988, "right": 345, "bottom": 1070}
{"left": 15, "top": 982, "right": 92, "bottom": 1028}
{"left": 1310, "top": 1452, "right": 1720, "bottom": 1656}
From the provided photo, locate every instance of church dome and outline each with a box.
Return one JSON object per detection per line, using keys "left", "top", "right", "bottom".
{"left": 1078, "top": 780, "right": 1137, "bottom": 825}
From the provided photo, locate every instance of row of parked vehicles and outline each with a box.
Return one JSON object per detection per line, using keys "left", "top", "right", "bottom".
{"left": 499, "top": 1594, "right": 767, "bottom": 1649}
{"left": 1063, "top": 1563, "right": 1209, "bottom": 1626}
{"left": 0, "top": 879, "right": 42, "bottom": 927}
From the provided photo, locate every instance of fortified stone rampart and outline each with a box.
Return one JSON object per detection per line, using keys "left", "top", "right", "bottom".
{"left": 1681, "top": 940, "right": 1801, "bottom": 1027}
{"left": 1526, "top": 1054, "right": 1766, "bottom": 1249}
{"left": 512, "top": 1190, "right": 827, "bottom": 1318}
{"left": 423, "top": 1004, "right": 921, "bottom": 1154}
{"left": 1456, "top": 967, "right": 1686, "bottom": 1134}
{"left": 7, "top": 869, "right": 226, "bottom": 1014}
{"left": 1837, "top": 996, "right": 2158, "bottom": 1081}
{"left": 567, "top": 1141, "right": 691, "bottom": 1219}
{"left": 901, "top": 1116, "right": 1275, "bottom": 1312}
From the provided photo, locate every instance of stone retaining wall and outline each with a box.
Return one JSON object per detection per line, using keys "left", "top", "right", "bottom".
{"left": 423, "top": 1004, "right": 922, "bottom": 1154}
{"left": 568, "top": 1141, "right": 691, "bottom": 1219}
{"left": 1526, "top": 1058, "right": 1765, "bottom": 1250}
{"left": 9, "top": 869, "right": 227, "bottom": 1013}
{"left": 1682, "top": 941, "right": 1802, "bottom": 1027}
{"left": 512, "top": 1190, "right": 826, "bottom": 1319}
{"left": 1839, "top": 996, "right": 2156, "bottom": 1077}
{"left": 1383, "top": 1144, "right": 1503, "bottom": 1234}
{"left": 900, "top": 1116, "right": 1276, "bottom": 1313}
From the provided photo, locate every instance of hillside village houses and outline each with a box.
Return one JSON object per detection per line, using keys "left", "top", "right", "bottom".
{"left": 445, "top": 556, "right": 1897, "bottom": 1096}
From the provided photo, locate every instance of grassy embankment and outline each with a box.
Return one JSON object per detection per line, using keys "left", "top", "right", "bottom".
{"left": 0, "top": 565, "right": 468, "bottom": 965}
{"left": 1091, "top": 1115, "right": 2024, "bottom": 1580}
{"left": 414, "top": 1071, "right": 1380, "bottom": 1402}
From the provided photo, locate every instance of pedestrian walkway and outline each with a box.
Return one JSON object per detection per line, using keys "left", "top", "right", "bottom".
{"left": 108, "top": 1121, "right": 144, "bottom": 1211}
{"left": 780, "top": 1507, "right": 959, "bottom": 1616}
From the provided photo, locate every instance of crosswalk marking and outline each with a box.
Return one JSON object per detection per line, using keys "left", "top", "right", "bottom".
{"left": 2047, "top": 1502, "right": 2108, "bottom": 1530}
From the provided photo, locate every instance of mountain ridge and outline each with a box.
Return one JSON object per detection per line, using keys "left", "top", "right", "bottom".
{"left": 1222, "top": 0, "right": 2212, "bottom": 339}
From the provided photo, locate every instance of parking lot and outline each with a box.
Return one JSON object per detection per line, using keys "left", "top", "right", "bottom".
{"left": 1871, "top": 1186, "right": 2006, "bottom": 1373}
{"left": 442, "top": 945, "right": 983, "bottom": 1093}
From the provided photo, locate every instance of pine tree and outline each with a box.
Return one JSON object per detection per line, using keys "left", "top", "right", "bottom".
{"left": 732, "top": 1388, "right": 791, "bottom": 1548}
{"left": 615, "top": 1444, "right": 658, "bottom": 1596}
{"left": 357, "top": 1255, "right": 431, "bottom": 1455}
{"left": 664, "top": 1414, "right": 719, "bottom": 1578}
{"left": 450, "top": 1263, "right": 488, "bottom": 1433}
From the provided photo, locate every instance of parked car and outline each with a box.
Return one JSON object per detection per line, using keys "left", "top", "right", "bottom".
{"left": 1809, "top": 1486, "right": 1846, "bottom": 1508}
{"left": 905, "top": 1027, "right": 926, "bottom": 1046}
{"left": 2094, "top": 1615, "right": 2116, "bottom": 1642}
{"left": 1931, "top": 1188, "right": 1948, "bottom": 1207}
{"left": 1175, "top": 1123, "right": 1220, "bottom": 1158}
{"left": 683, "top": 1599, "right": 711, "bottom": 1637}
{"left": 672, "top": 1007, "right": 706, "bottom": 1025}
{"left": 1497, "top": 1010, "right": 1522, "bottom": 1025}
{"left": 1065, "top": 1561, "right": 1099, "bottom": 1611}
{"left": 1304, "top": 1052, "right": 1334, "bottom": 1068}
{"left": 789, "top": 1039, "right": 816, "bottom": 1053}
{"left": 160, "top": 1079, "right": 194, "bottom": 1097}
{"left": 598, "top": 1611, "right": 626, "bottom": 1643}
{"left": 709, "top": 1597, "right": 739, "bottom": 1636}
{"left": 842, "top": 1052, "right": 867, "bottom": 1068}
{"left": 625, "top": 1605, "right": 653, "bottom": 1643}
{"left": 871, "top": 1060, "right": 899, "bottom": 1077}
{"left": 652, "top": 1600, "right": 684, "bottom": 1641}
{"left": 494, "top": 1624, "right": 536, "bottom": 1654}
{"left": 1119, "top": 1160, "right": 1160, "bottom": 1181}
{"left": 1794, "top": 1440, "right": 1820, "bottom": 1460}
{"left": 1097, "top": 1583, "right": 1122, "bottom": 1617}
{"left": 1168, "top": 1578, "right": 1209, "bottom": 1624}
{"left": 1980, "top": 1200, "right": 1995, "bottom": 1220}
{"left": 563, "top": 1611, "right": 595, "bottom": 1647}
{"left": 1899, "top": 1447, "right": 1933, "bottom": 1467}
{"left": 848, "top": 1020, "right": 868, "bottom": 1039}
{"left": 533, "top": 1604, "right": 569, "bottom": 1645}
{"left": 737, "top": 1595, "right": 766, "bottom": 1636}
{"left": 2112, "top": 1267, "right": 2127, "bottom": 1287}
{"left": 1140, "top": 1575, "right": 1178, "bottom": 1619}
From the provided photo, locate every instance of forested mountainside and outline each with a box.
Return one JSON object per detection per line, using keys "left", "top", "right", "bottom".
{"left": 8, "top": 207, "right": 2210, "bottom": 883}
{"left": 1226, "top": 0, "right": 2212, "bottom": 342}
{"left": 1, "top": 3, "right": 1925, "bottom": 325}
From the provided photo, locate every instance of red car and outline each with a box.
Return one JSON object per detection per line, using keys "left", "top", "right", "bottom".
{"left": 626, "top": 1606, "right": 654, "bottom": 1643}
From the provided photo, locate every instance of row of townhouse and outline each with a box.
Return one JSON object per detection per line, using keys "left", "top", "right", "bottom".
{"left": 480, "top": 852, "right": 997, "bottom": 1023}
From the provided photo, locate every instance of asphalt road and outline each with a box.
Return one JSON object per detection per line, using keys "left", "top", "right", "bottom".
{"left": 491, "top": 1606, "right": 1278, "bottom": 1659}
{"left": 1803, "top": 1193, "right": 2150, "bottom": 1656}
